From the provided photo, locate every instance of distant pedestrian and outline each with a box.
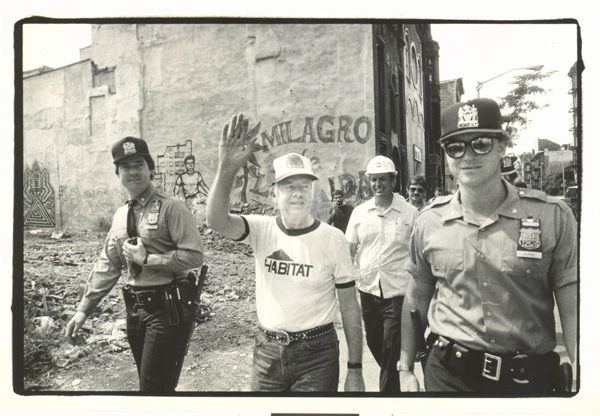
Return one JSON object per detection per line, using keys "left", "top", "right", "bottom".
{"left": 407, "top": 176, "right": 429, "bottom": 212}
{"left": 501, "top": 155, "right": 519, "bottom": 185}
{"left": 326, "top": 190, "right": 354, "bottom": 233}
{"left": 428, "top": 187, "right": 444, "bottom": 204}
{"left": 345, "top": 155, "right": 418, "bottom": 392}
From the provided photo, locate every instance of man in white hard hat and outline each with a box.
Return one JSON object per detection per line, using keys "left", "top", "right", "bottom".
{"left": 207, "top": 114, "right": 365, "bottom": 392}
{"left": 345, "top": 155, "right": 419, "bottom": 392}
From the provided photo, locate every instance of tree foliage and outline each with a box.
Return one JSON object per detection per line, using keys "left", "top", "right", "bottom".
{"left": 499, "top": 71, "right": 558, "bottom": 145}
{"left": 543, "top": 165, "right": 577, "bottom": 196}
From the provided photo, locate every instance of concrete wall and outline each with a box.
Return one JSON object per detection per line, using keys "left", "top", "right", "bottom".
{"left": 23, "top": 60, "right": 125, "bottom": 229}
{"left": 23, "top": 23, "right": 377, "bottom": 230}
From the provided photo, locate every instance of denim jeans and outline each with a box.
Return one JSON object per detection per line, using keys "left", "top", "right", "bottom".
{"left": 250, "top": 328, "right": 340, "bottom": 392}
{"left": 359, "top": 291, "right": 404, "bottom": 392}
{"left": 125, "top": 301, "right": 190, "bottom": 392}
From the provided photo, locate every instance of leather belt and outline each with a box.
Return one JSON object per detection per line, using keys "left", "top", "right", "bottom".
{"left": 432, "top": 334, "right": 557, "bottom": 384}
{"left": 259, "top": 322, "right": 334, "bottom": 346}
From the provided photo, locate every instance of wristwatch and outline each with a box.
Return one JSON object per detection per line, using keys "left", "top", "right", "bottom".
{"left": 397, "top": 362, "right": 414, "bottom": 372}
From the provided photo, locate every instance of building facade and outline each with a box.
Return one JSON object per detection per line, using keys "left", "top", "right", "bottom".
{"left": 23, "top": 23, "right": 440, "bottom": 230}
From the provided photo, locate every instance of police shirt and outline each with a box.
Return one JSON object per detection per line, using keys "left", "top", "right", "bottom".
{"left": 77, "top": 184, "right": 204, "bottom": 316}
{"left": 346, "top": 194, "right": 418, "bottom": 298}
{"left": 408, "top": 181, "right": 577, "bottom": 354}
{"left": 238, "top": 215, "right": 356, "bottom": 332}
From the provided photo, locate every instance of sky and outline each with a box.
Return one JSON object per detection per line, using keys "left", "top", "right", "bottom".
{"left": 431, "top": 23, "right": 578, "bottom": 156}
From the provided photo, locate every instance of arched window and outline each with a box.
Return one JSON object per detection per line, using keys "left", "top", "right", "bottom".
{"left": 411, "top": 46, "right": 418, "bottom": 87}
{"left": 405, "top": 31, "right": 411, "bottom": 82}
{"left": 417, "top": 55, "right": 422, "bottom": 92}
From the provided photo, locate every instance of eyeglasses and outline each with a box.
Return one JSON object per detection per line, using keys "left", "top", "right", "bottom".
{"left": 408, "top": 187, "right": 425, "bottom": 194}
{"left": 441, "top": 137, "right": 494, "bottom": 159}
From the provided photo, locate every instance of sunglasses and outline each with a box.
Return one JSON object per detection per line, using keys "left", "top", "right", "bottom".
{"left": 409, "top": 187, "right": 425, "bottom": 194}
{"left": 441, "top": 137, "right": 494, "bottom": 159}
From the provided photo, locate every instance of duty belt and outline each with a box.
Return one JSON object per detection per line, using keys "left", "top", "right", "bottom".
{"left": 259, "top": 322, "right": 334, "bottom": 346}
{"left": 432, "top": 334, "right": 557, "bottom": 384}
{"left": 122, "top": 283, "right": 171, "bottom": 306}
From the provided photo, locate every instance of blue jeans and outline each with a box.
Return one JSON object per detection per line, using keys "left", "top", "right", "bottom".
{"left": 250, "top": 328, "right": 340, "bottom": 392}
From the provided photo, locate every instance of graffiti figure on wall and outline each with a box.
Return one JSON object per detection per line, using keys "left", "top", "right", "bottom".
{"left": 24, "top": 161, "right": 56, "bottom": 228}
{"left": 173, "top": 155, "right": 210, "bottom": 203}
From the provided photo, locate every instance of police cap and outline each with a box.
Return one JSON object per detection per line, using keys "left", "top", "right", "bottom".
{"left": 111, "top": 137, "right": 151, "bottom": 164}
{"left": 440, "top": 98, "right": 504, "bottom": 142}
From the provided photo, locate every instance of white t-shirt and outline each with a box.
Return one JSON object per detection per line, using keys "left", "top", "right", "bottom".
{"left": 239, "top": 215, "right": 356, "bottom": 332}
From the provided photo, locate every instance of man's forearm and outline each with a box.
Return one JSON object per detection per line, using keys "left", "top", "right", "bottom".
{"left": 206, "top": 166, "right": 238, "bottom": 232}
{"left": 338, "top": 287, "right": 363, "bottom": 363}
{"left": 556, "top": 283, "right": 577, "bottom": 364}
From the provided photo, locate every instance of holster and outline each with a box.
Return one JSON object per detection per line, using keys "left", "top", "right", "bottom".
{"left": 171, "top": 276, "right": 198, "bottom": 324}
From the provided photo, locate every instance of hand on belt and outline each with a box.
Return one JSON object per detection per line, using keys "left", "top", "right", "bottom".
{"left": 259, "top": 322, "right": 334, "bottom": 346}
{"left": 432, "top": 335, "right": 556, "bottom": 384}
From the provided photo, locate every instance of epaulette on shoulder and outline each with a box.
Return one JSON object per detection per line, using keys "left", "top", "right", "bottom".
{"left": 517, "top": 188, "right": 571, "bottom": 213}
{"left": 429, "top": 194, "right": 453, "bottom": 208}
{"left": 155, "top": 190, "right": 178, "bottom": 201}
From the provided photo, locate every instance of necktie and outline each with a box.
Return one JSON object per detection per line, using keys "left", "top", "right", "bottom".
{"left": 127, "top": 200, "right": 143, "bottom": 275}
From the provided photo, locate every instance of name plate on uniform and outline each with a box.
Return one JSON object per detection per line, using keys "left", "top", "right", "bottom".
{"left": 517, "top": 218, "right": 542, "bottom": 259}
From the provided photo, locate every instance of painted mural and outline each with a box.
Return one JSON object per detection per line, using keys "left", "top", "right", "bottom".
{"left": 24, "top": 162, "right": 56, "bottom": 228}
{"left": 232, "top": 115, "right": 375, "bottom": 214}
{"left": 153, "top": 140, "right": 210, "bottom": 217}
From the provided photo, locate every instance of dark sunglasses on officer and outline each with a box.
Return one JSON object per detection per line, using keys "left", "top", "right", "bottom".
{"left": 441, "top": 136, "right": 496, "bottom": 159}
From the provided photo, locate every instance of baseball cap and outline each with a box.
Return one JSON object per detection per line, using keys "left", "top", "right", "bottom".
{"left": 501, "top": 155, "right": 518, "bottom": 175}
{"left": 111, "top": 137, "right": 151, "bottom": 164}
{"left": 272, "top": 153, "right": 318, "bottom": 184}
{"left": 440, "top": 98, "right": 504, "bottom": 142}
{"left": 366, "top": 155, "right": 397, "bottom": 175}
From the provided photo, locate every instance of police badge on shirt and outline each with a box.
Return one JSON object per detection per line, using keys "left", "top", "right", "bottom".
{"left": 146, "top": 200, "right": 162, "bottom": 230}
{"left": 517, "top": 218, "right": 542, "bottom": 259}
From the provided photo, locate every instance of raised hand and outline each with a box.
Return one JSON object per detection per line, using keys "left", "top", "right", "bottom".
{"left": 218, "top": 114, "right": 258, "bottom": 173}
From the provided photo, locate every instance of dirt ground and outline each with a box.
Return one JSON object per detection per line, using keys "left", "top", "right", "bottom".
{"left": 22, "top": 226, "right": 261, "bottom": 392}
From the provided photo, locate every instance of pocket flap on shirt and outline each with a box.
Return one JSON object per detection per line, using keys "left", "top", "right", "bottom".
{"left": 429, "top": 250, "right": 464, "bottom": 271}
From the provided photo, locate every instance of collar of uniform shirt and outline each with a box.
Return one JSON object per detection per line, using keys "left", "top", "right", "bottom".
{"left": 130, "top": 183, "right": 156, "bottom": 207}
{"left": 366, "top": 193, "right": 407, "bottom": 216}
{"left": 440, "top": 181, "right": 525, "bottom": 224}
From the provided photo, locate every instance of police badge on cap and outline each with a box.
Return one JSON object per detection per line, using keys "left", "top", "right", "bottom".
{"left": 111, "top": 137, "right": 151, "bottom": 164}
{"left": 440, "top": 98, "right": 504, "bottom": 142}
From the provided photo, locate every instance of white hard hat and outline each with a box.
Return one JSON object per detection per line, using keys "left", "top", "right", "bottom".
{"left": 366, "top": 155, "right": 397, "bottom": 175}
{"left": 272, "top": 153, "right": 318, "bottom": 184}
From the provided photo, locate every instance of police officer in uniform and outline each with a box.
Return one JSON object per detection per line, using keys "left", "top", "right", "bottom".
{"left": 65, "top": 137, "right": 204, "bottom": 392}
{"left": 398, "top": 98, "right": 577, "bottom": 394}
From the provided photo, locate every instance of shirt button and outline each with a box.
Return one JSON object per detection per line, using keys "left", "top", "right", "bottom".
{"left": 512, "top": 209, "right": 517, "bottom": 214}
{"left": 491, "top": 339, "right": 496, "bottom": 344}
{"left": 480, "top": 227, "right": 486, "bottom": 232}
{"left": 483, "top": 282, "right": 488, "bottom": 287}
{"left": 486, "top": 311, "right": 492, "bottom": 317}
{"left": 526, "top": 269, "right": 531, "bottom": 274}
{"left": 479, "top": 253, "right": 485, "bottom": 260}
{"left": 519, "top": 191, "right": 525, "bottom": 196}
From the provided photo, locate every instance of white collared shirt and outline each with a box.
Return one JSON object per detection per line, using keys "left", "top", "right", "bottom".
{"left": 346, "top": 194, "right": 418, "bottom": 298}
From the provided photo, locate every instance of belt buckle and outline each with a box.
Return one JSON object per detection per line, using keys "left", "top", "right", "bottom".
{"left": 275, "top": 331, "right": 291, "bottom": 346}
{"left": 482, "top": 353, "right": 502, "bottom": 381}
{"left": 511, "top": 353, "right": 530, "bottom": 383}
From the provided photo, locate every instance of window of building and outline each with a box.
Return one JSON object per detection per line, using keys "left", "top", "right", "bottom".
{"left": 405, "top": 31, "right": 411, "bottom": 83}
{"left": 417, "top": 55, "right": 422, "bottom": 94}
{"left": 93, "top": 66, "right": 116, "bottom": 94}
{"left": 411, "top": 46, "right": 418, "bottom": 87}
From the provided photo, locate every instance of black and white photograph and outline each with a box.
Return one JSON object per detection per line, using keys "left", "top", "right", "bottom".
{"left": 5, "top": 2, "right": 597, "bottom": 414}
